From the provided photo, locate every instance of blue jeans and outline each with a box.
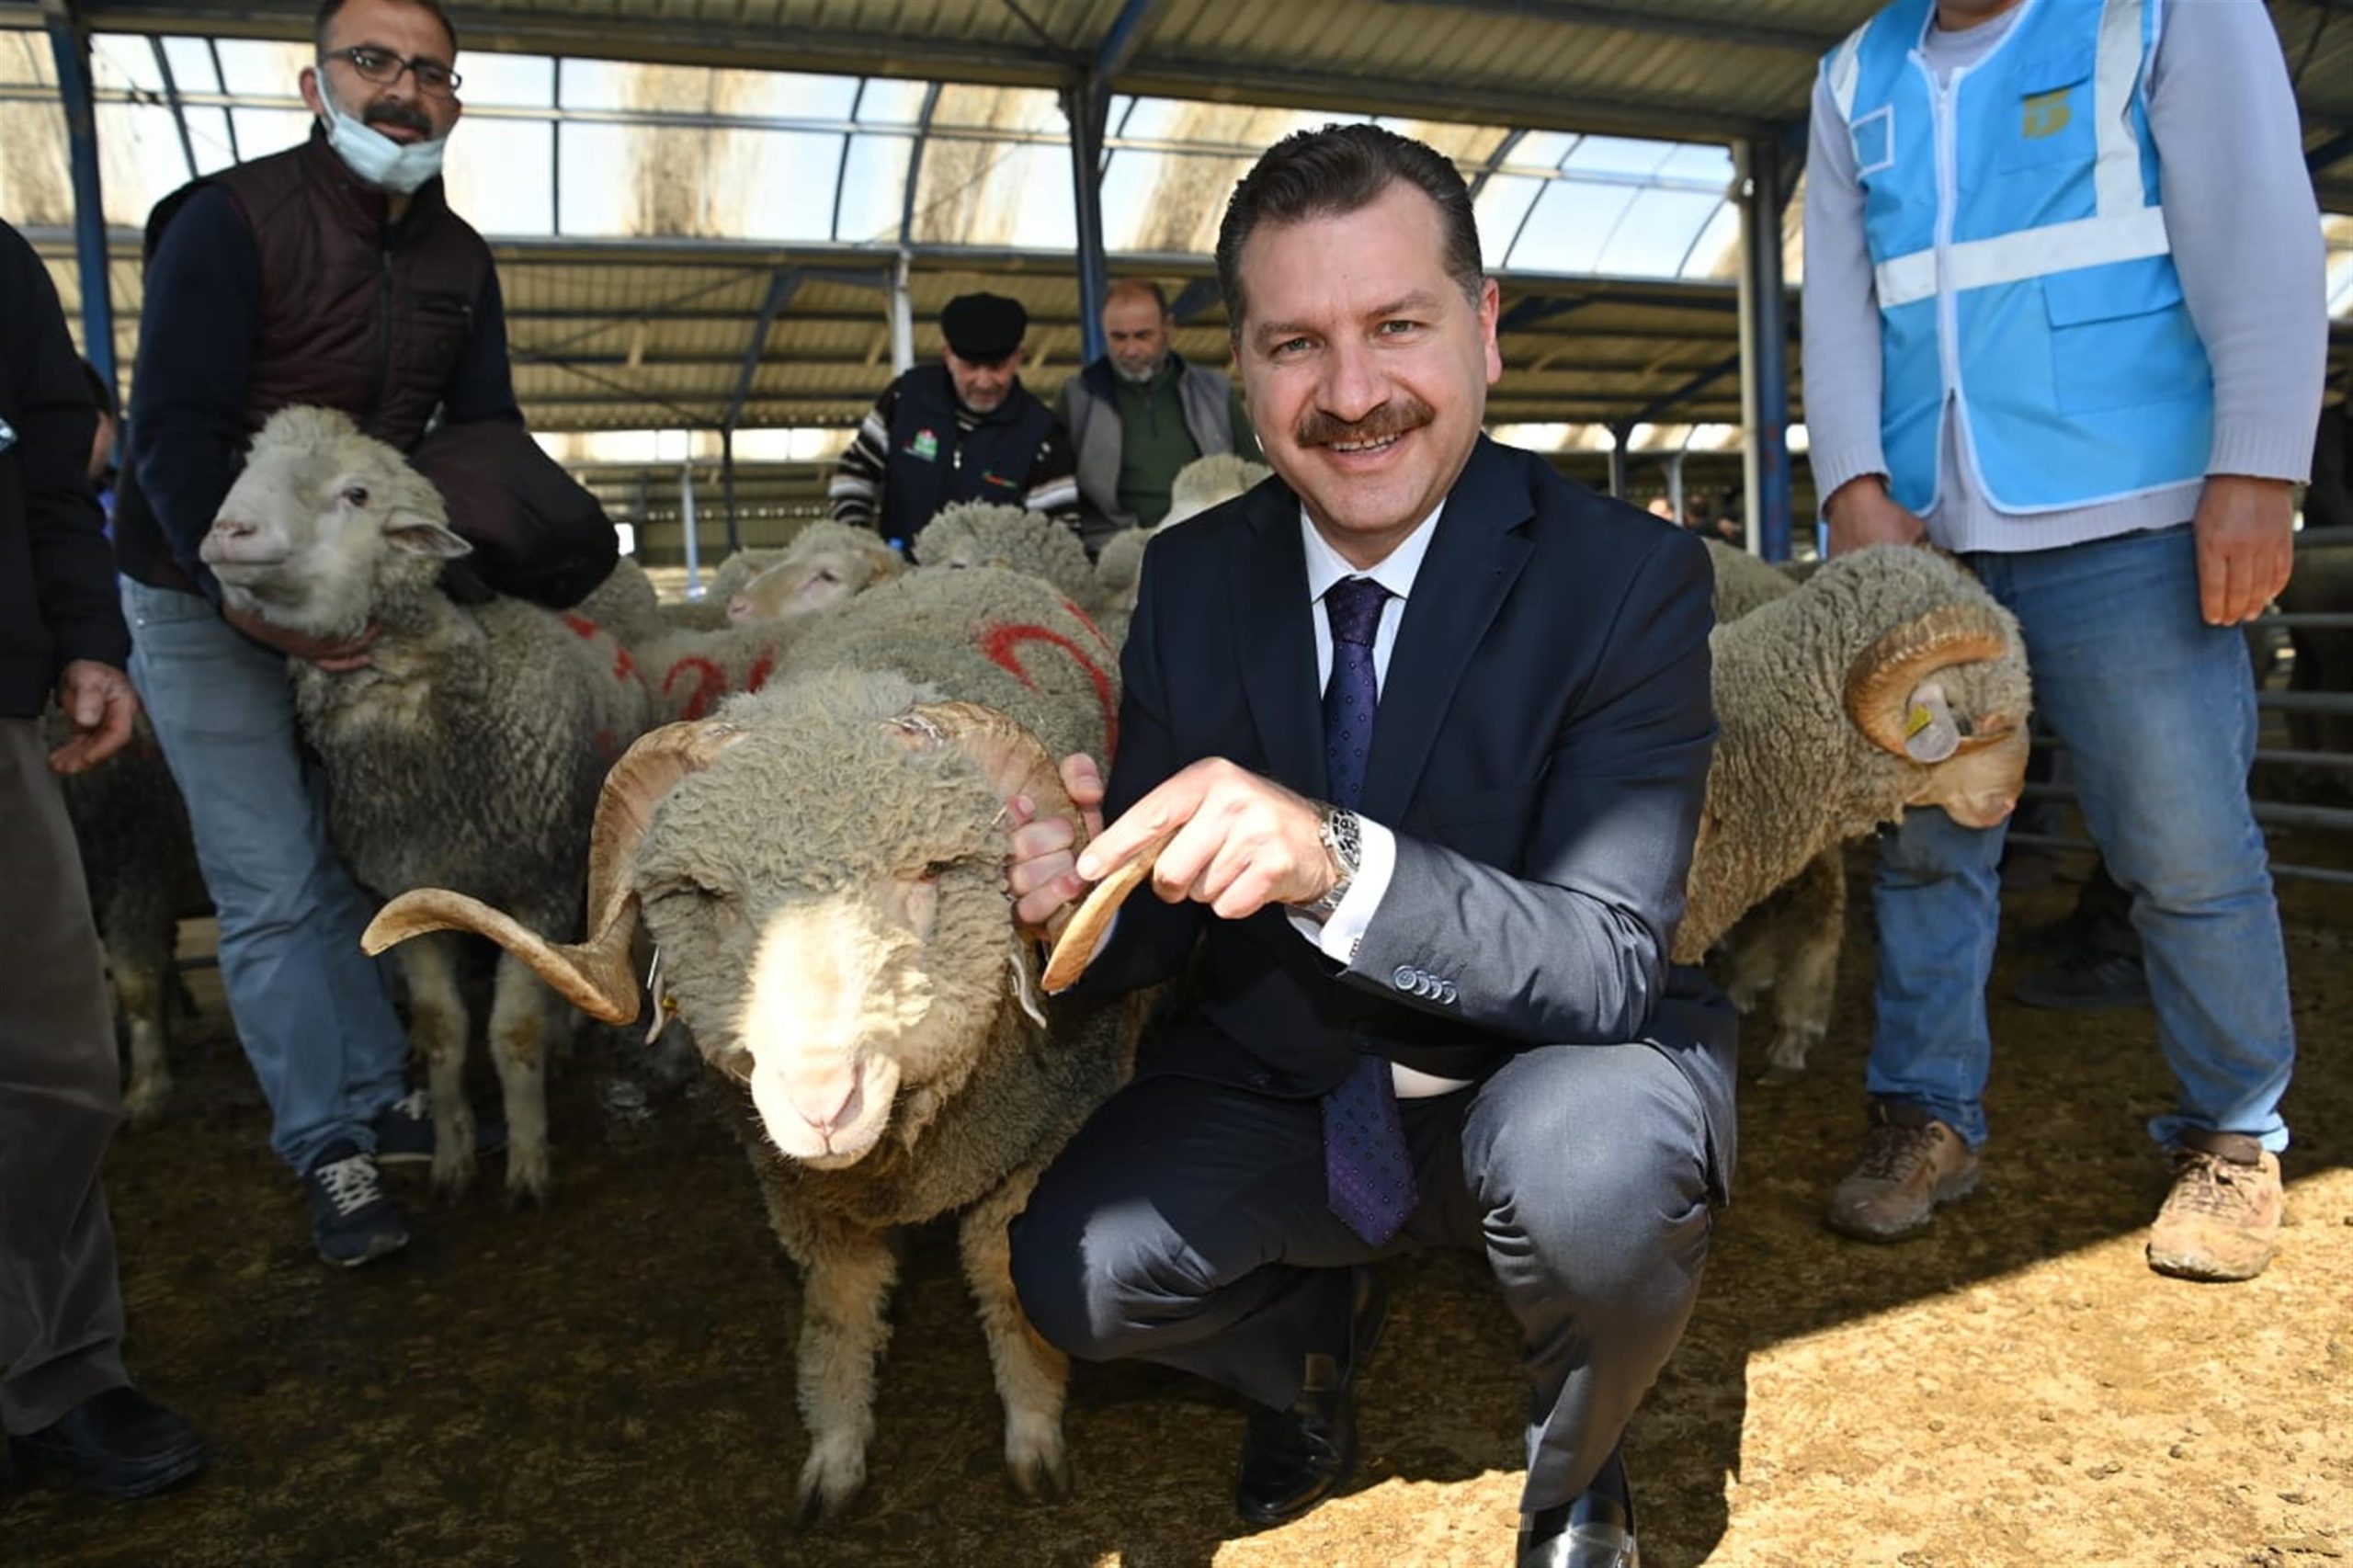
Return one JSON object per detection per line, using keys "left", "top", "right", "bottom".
{"left": 120, "top": 580, "right": 410, "bottom": 1174}
{"left": 1868, "top": 525, "right": 2294, "bottom": 1153}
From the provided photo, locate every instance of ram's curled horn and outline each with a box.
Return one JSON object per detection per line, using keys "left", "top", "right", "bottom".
{"left": 361, "top": 719, "right": 747, "bottom": 1023}
{"left": 1842, "top": 602, "right": 2012, "bottom": 762}
{"left": 889, "top": 700, "right": 1092, "bottom": 937}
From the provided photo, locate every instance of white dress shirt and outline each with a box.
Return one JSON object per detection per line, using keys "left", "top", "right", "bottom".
{"left": 1287, "top": 503, "right": 1467, "bottom": 1096}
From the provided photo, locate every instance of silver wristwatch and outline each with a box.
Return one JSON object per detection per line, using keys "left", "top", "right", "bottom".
{"left": 1302, "top": 805, "right": 1362, "bottom": 918}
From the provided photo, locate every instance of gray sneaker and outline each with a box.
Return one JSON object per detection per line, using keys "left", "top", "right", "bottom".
{"left": 303, "top": 1142, "right": 408, "bottom": 1267}
{"left": 1825, "top": 1103, "right": 1980, "bottom": 1243}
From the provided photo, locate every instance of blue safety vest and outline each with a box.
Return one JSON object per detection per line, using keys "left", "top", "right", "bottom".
{"left": 1822, "top": 0, "right": 2213, "bottom": 514}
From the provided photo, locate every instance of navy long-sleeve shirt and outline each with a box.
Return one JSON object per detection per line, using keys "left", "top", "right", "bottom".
{"left": 126, "top": 183, "right": 519, "bottom": 596}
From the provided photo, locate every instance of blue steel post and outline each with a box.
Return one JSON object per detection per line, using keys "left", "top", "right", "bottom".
{"left": 47, "top": 8, "right": 116, "bottom": 391}
{"left": 1740, "top": 136, "right": 1793, "bottom": 562}
{"left": 1065, "top": 77, "right": 1111, "bottom": 367}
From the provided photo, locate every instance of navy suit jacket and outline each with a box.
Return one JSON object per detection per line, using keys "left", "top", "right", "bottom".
{"left": 1086, "top": 435, "right": 1737, "bottom": 1199}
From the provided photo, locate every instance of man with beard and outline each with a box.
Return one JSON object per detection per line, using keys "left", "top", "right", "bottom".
{"left": 828, "top": 291, "right": 1081, "bottom": 552}
{"left": 1005, "top": 125, "right": 1729, "bottom": 1567}
{"left": 111, "top": 0, "right": 519, "bottom": 1267}
{"left": 1055, "top": 278, "right": 1258, "bottom": 550}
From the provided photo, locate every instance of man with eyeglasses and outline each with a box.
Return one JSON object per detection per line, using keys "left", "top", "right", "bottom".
{"left": 111, "top": 0, "right": 519, "bottom": 1267}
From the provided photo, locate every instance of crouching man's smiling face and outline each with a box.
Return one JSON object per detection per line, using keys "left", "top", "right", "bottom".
{"left": 1233, "top": 179, "right": 1501, "bottom": 572}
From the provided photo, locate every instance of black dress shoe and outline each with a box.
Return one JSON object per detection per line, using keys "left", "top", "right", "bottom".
{"left": 1233, "top": 1267, "right": 1388, "bottom": 1528}
{"left": 8, "top": 1385, "right": 205, "bottom": 1499}
{"left": 1519, "top": 1461, "right": 1638, "bottom": 1567}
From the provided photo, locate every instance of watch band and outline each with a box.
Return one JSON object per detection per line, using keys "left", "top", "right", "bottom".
{"left": 1304, "top": 805, "right": 1361, "bottom": 917}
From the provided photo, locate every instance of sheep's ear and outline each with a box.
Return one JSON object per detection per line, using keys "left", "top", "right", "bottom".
{"left": 384, "top": 510, "right": 474, "bottom": 559}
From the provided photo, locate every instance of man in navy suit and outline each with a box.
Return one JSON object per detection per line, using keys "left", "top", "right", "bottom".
{"left": 1006, "top": 125, "right": 1730, "bottom": 1568}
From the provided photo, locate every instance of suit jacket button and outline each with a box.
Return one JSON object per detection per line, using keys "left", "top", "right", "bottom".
{"left": 1438, "top": 981, "right": 1458, "bottom": 1005}
{"left": 1392, "top": 965, "right": 1416, "bottom": 991}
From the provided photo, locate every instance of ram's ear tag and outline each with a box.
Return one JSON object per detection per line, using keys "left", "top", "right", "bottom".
{"left": 1902, "top": 681, "right": 1961, "bottom": 765}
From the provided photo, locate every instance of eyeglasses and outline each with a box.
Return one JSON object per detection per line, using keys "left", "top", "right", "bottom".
{"left": 321, "top": 45, "right": 461, "bottom": 98}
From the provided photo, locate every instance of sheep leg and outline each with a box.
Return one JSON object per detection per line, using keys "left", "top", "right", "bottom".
{"left": 112, "top": 941, "right": 173, "bottom": 1127}
{"left": 488, "top": 954, "right": 552, "bottom": 1207}
{"left": 768, "top": 1203, "right": 897, "bottom": 1528}
{"left": 1722, "top": 913, "right": 1777, "bottom": 1018}
{"left": 396, "top": 932, "right": 475, "bottom": 1197}
{"left": 1761, "top": 850, "right": 1846, "bottom": 1084}
{"left": 957, "top": 1163, "right": 1074, "bottom": 1506}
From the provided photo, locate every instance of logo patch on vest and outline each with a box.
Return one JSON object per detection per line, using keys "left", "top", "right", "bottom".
{"left": 2021, "top": 89, "right": 2072, "bottom": 140}
{"left": 981, "top": 470, "right": 1018, "bottom": 491}
{"left": 906, "top": 428, "right": 940, "bottom": 462}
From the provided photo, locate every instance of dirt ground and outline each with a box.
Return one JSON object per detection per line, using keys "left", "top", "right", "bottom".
{"left": 6, "top": 835, "right": 2349, "bottom": 1568}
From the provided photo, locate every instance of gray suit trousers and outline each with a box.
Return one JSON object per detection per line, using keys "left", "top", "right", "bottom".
{"left": 1010, "top": 1038, "right": 1714, "bottom": 1511}
{"left": 0, "top": 718, "right": 131, "bottom": 1434}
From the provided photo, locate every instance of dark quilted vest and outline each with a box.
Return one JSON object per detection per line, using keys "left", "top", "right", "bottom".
{"left": 115, "top": 128, "right": 493, "bottom": 591}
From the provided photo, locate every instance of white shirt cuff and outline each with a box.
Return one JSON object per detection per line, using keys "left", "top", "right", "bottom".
{"left": 1287, "top": 816, "right": 1396, "bottom": 965}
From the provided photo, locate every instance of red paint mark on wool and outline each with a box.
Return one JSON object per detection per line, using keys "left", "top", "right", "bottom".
{"left": 978, "top": 620, "right": 1118, "bottom": 758}
{"left": 745, "top": 648, "right": 778, "bottom": 693}
{"left": 664, "top": 656, "right": 727, "bottom": 722}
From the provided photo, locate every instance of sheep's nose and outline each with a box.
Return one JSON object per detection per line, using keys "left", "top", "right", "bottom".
{"left": 211, "top": 517, "right": 256, "bottom": 540}
{"left": 724, "top": 595, "right": 752, "bottom": 621}
{"left": 789, "top": 1072, "right": 862, "bottom": 1136}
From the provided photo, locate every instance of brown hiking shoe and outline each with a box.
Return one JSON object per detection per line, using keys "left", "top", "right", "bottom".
{"left": 2147, "top": 1133, "right": 2283, "bottom": 1283}
{"left": 1825, "top": 1102, "right": 1980, "bottom": 1242}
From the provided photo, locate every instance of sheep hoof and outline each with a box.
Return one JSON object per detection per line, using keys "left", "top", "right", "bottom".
{"left": 1754, "top": 1062, "right": 1807, "bottom": 1086}
{"left": 1006, "top": 1443, "right": 1072, "bottom": 1506}
{"left": 121, "top": 1076, "right": 172, "bottom": 1127}
{"left": 503, "top": 1145, "right": 552, "bottom": 1210}
{"left": 794, "top": 1441, "right": 867, "bottom": 1528}
{"left": 429, "top": 1143, "right": 477, "bottom": 1200}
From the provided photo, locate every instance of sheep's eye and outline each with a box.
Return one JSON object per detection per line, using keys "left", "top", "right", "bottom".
{"left": 342, "top": 484, "right": 370, "bottom": 507}
{"left": 816, "top": 569, "right": 841, "bottom": 584}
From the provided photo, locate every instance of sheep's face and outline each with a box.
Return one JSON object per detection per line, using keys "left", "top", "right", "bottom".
{"left": 726, "top": 550, "right": 871, "bottom": 623}
{"left": 631, "top": 699, "right": 1026, "bottom": 1169}
{"left": 1889, "top": 652, "right": 2031, "bottom": 828}
{"left": 202, "top": 408, "right": 468, "bottom": 638}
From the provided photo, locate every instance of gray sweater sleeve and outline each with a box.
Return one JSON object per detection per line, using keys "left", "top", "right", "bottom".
{"left": 2148, "top": 0, "right": 2325, "bottom": 482}
{"left": 1798, "top": 3, "right": 2328, "bottom": 500}
{"left": 1799, "top": 66, "right": 1890, "bottom": 506}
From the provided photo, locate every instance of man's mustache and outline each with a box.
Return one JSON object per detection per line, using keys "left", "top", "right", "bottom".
{"left": 365, "top": 100, "right": 433, "bottom": 137}
{"left": 1294, "top": 396, "right": 1434, "bottom": 449}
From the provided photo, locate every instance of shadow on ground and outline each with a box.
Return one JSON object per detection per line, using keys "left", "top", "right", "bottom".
{"left": 6, "top": 835, "right": 2348, "bottom": 1567}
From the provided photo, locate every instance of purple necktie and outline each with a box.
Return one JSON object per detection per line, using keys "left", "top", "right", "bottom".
{"left": 1319, "top": 576, "right": 1415, "bottom": 1247}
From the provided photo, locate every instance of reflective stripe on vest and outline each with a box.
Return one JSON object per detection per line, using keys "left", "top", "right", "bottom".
{"left": 1825, "top": 0, "right": 2214, "bottom": 515}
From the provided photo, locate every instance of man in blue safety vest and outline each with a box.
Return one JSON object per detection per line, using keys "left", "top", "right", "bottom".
{"left": 1802, "top": 0, "right": 2325, "bottom": 1280}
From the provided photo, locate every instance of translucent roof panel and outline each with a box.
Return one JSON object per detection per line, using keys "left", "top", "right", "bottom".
{"left": 8, "top": 36, "right": 1764, "bottom": 278}
{"left": 909, "top": 140, "right": 1076, "bottom": 250}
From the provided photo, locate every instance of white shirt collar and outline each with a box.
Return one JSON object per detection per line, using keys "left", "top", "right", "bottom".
{"left": 1299, "top": 501, "right": 1444, "bottom": 607}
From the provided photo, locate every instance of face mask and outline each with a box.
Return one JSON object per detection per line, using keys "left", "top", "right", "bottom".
{"left": 321, "top": 97, "right": 447, "bottom": 195}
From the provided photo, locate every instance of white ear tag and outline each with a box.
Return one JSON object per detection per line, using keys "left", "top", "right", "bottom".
{"left": 1903, "top": 681, "right": 1961, "bottom": 765}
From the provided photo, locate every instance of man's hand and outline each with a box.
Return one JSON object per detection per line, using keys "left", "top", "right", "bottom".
{"left": 1824, "top": 475, "right": 1927, "bottom": 557}
{"left": 1075, "top": 757, "right": 1335, "bottom": 923}
{"left": 49, "top": 660, "right": 140, "bottom": 775}
{"left": 1007, "top": 754, "right": 1108, "bottom": 934}
{"left": 2193, "top": 474, "right": 2295, "bottom": 627}
{"left": 222, "top": 602, "right": 381, "bottom": 670}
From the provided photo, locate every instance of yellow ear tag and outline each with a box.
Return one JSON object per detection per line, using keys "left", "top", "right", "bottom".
{"left": 1905, "top": 702, "right": 1936, "bottom": 739}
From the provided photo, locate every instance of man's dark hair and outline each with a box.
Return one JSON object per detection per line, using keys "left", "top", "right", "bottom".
{"left": 1215, "top": 123, "right": 1483, "bottom": 335}
{"left": 314, "top": 0, "right": 460, "bottom": 57}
